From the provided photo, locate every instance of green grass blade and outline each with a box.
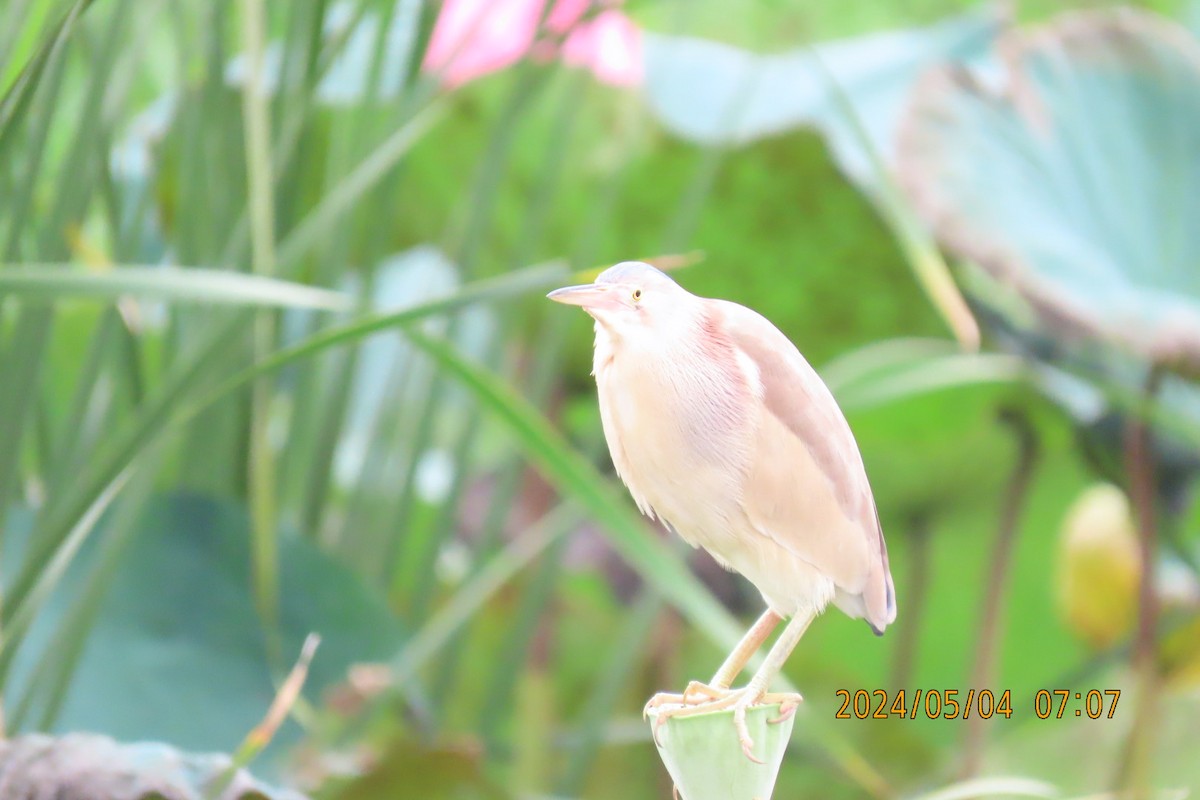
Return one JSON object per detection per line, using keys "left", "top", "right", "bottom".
{"left": 0, "top": 266, "right": 351, "bottom": 309}
{"left": 388, "top": 65, "right": 570, "bottom": 615}
{"left": 0, "top": 0, "right": 94, "bottom": 157}
{"left": 187, "top": 262, "right": 569, "bottom": 423}
{"left": 43, "top": 308, "right": 119, "bottom": 497}
{"left": 0, "top": 0, "right": 41, "bottom": 90}
{"left": 280, "top": 0, "right": 422, "bottom": 548}
{"left": 390, "top": 504, "right": 580, "bottom": 683}
{"left": 475, "top": 518, "right": 569, "bottom": 744}
{"left": 237, "top": 0, "right": 277, "bottom": 282}
{"left": 557, "top": 589, "right": 664, "bottom": 795}
{"left": 274, "top": 101, "right": 446, "bottom": 270}
{"left": 216, "top": 0, "right": 393, "bottom": 271}
{"left": 451, "top": 64, "right": 548, "bottom": 269}
{"left": 467, "top": 322, "right": 573, "bottom": 733}
{"left": 0, "top": 305, "right": 53, "bottom": 542}
{"left": 13, "top": 442, "right": 163, "bottom": 731}
{"left": 37, "top": 0, "right": 140, "bottom": 250}
{"left": 402, "top": 330, "right": 745, "bottom": 653}
{"left": 0, "top": 458, "right": 130, "bottom": 690}
{"left": 383, "top": 69, "right": 552, "bottom": 590}
{"left": 295, "top": 344, "right": 360, "bottom": 541}
{"left": 0, "top": 265, "right": 565, "bottom": 650}
{"left": 402, "top": 398, "right": 487, "bottom": 621}
{"left": 1, "top": 2, "right": 75, "bottom": 259}
{"left": 810, "top": 49, "right": 980, "bottom": 351}
{"left": 238, "top": 0, "right": 281, "bottom": 653}
{"left": 0, "top": 319, "right": 241, "bottom": 668}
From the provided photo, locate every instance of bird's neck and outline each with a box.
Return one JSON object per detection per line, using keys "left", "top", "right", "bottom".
{"left": 591, "top": 320, "right": 617, "bottom": 377}
{"left": 590, "top": 312, "right": 715, "bottom": 381}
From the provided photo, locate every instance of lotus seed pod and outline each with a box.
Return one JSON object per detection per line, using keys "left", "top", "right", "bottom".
{"left": 1057, "top": 483, "right": 1140, "bottom": 649}
{"left": 647, "top": 704, "right": 794, "bottom": 800}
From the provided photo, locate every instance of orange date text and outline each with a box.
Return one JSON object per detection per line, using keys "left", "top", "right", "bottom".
{"left": 1032, "top": 689, "right": 1121, "bottom": 719}
{"left": 834, "top": 689, "right": 1014, "bottom": 720}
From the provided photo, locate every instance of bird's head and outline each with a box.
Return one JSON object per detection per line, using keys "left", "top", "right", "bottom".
{"left": 546, "top": 261, "right": 696, "bottom": 338}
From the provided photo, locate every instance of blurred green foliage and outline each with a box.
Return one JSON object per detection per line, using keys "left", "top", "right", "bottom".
{"left": 1, "top": 1, "right": 1198, "bottom": 799}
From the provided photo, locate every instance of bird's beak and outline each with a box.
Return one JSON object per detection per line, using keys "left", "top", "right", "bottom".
{"left": 546, "top": 283, "right": 621, "bottom": 310}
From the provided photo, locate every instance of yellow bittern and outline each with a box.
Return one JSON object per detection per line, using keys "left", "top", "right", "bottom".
{"left": 549, "top": 261, "right": 895, "bottom": 759}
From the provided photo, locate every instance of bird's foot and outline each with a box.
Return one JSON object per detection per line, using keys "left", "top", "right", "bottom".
{"left": 642, "top": 680, "right": 731, "bottom": 717}
{"left": 681, "top": 679, "right": 731, "bottom": 702}
{"left": 729, "top": 689, "right": 803, "bottom": 763}
{"left": 645, "top": 685, "right": 744, "bottom": 749}
{"left": 765, "top": 692, "right": 803, "bottom": 725}
{"left": 645, "top": 685, "right": 803, "bottom": 762}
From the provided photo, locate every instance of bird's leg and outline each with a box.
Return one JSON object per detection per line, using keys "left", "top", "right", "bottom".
{"left": 645, "top": 609, "right": 814, "bottom": 761}
{"left": 728, "top": 608, "right": 814, "bottom": 761}
{"left": 645, "top": 609, "right": 781, "bottom": 715}
{"left": 708, "top": 609, "right": 781, "bottom": 690}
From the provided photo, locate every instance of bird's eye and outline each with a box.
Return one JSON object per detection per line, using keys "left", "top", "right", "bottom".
{"left": 632, "top": 289, "right": 642, "bottom": 301}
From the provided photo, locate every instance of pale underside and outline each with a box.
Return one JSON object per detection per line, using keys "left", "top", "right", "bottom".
{"left": 593, "top": 299, "right": 895, "bottom": 631}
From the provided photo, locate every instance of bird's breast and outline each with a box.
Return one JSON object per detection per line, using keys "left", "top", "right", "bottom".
{"left": 592, "top": 326, "right": 755, "bottom": 544}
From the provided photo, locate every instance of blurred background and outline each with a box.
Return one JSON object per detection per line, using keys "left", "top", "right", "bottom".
{"left": 1, "top": 0, "right": 1199, "bottom": 797}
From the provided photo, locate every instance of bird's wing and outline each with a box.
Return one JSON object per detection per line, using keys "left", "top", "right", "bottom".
{"left": 715, "top": 300, "right": 895, "bottom": 630}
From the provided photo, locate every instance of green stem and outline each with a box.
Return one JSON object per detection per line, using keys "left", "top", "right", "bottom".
{"left": 239, "top": 0, "right": 281, "bottom": 658}
{"left": 890, "top": 511, "right": 931, "bottom": 691}
{"left": 962, "top": 408, "right": 1038, "bottom": 777}
{"left": 1115, "top": 364, "right": 1165, "bottom": 795}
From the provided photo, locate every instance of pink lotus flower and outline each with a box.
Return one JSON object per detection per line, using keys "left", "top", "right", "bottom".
{"left": 423, "top": 0, "right": 643, "bottom": 88}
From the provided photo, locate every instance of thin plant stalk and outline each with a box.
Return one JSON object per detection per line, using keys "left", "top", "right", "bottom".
{"left": 1115, "top": 365, "right": 1165, "bottom": 795}
{"left": 0, "top": 305, "right": 52, "bottom": 536}
{"left": 386, "top": 65, "right": 549, "bottom": 594}
{"left": 890, "top": 511, "right": 931, "bottom": 691}
{"left": 239, "top": 0, "right": 281, "bottom": 647}
{"left": 808, "top": 46, "right": 980, "bottom": 351}
{"left": 13, "top": 442, "right": 164, "bottom": 731}
{"left": 557, "top": 589, "right": 664, "bottom": 795}
{"left": 390, "top": 505, "right": 580, "bottom": 684}
{"left": 475, "top": 511, "right": 569, "bottom": 745}
{"left": 206, "top": 633, "right": 321, "bottom": 800}
{"left": 424, "top": 71, "right": 588, "bottom": 709}
{"left": 962, "top": 408, "right": 1038, "bottom": 777}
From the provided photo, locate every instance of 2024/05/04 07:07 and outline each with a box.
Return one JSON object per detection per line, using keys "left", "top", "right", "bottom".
{"left": 834, "top": 689, "right": 1121, "bottom": 720}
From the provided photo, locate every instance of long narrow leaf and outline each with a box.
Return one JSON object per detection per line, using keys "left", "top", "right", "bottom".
{"left": 0, "top": 306, "right": 53, "bottom": 542}
{"left": 402, "top": 330, "right": 745, "bottom": 653}
{"left": 238, "top": 0, "right": 283, "bottom": 658}
{"left": 809, "top": 49, "right": 981, "bottom": 351}
{"left": 0, "top": 320, "right": 241, "bottom": 668}
{"left": 0, "top": 265, "right": 565, "bottom": 648}
{"left": 188, "top": 262, "right": 570, "bottom": 422}
{"left": 0, "top": 462, "right": 130, "bottom": 688}
{"left": 558, "top": 589, "right": 663, "bottom": 794}
{"left": 0, "top": 266, "right": 350, "bottom": 309}
{"left": 274, "top": 101, "right": 445, "bottom": 269}
{"left": 391, "top": 504, "right": 580, "bottom": 682}
{"left": 14, "top": 442, "right": 163, "bottom": 731}
{"left": 0, "top": 0, "right": 95, "bottom": 156}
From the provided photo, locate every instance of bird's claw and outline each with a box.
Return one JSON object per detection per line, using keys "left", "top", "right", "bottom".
{"left": 644, "top": 691, "right": 697, "bottom": 745}
{"left": 645, "top": 685, "right": 742, "bottom": 748}
{"left": 682, "top": 680, "right": 729, "bottom": 701}
{"left": 646, "top": 686, "right": 804, "bottom": 761}
{"left": 643, "top": 691, "right": 687, "bottom": 718}
{"left": 653, "top": 705, "right": 670, "bottom": 747}
{"left": 643, "top": 682, "right": 726, "bottom": 718}
{"left": 767, "top": 692, "right": 803, "bottom": 725}
{"left": 643, "top": 681, "right": 731, "bottom": 732}
{"left": 730, "top": 690, "right": 801, "bottom": 761}
{"left": 730, "top": 691, "right": 765, "bottom": 764}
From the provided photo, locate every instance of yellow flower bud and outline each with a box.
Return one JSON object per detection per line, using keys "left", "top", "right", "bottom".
{"left": 1057, "top": 484, "right": 1140, "bottom": 649}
